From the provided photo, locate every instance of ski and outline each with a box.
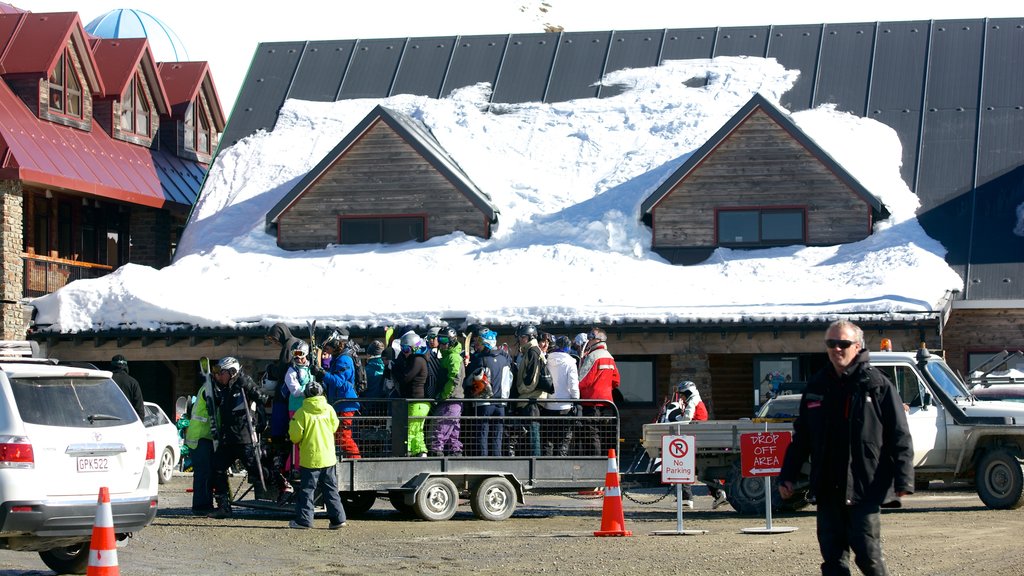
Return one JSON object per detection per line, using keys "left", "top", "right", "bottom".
{"left": 238, "top": 385, "right": 266, "bottom": 492}
{"left": 307, "top": 319, "right": 319, "bottom": 366}
{"left": 199, "top": 356, "right": 218, "bottom": 450}
{"left": 384, "top": 325, "right": 394, "bottom": 347}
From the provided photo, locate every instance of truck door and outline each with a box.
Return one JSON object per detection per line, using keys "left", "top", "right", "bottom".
{"left": 875, "top": 363, "right": 946, "bottom": 466}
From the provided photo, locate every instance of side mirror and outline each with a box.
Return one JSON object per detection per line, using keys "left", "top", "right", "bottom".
{"left": 922, "top": 392, "right": 933, "bottom": 409}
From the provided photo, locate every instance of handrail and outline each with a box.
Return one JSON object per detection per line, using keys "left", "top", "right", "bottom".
{"left": 22, "top": 254, "right": 114, "bottom": 297}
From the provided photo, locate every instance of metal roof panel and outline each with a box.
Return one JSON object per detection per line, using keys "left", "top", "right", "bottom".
{"left": 286, "top": 40, "right": 352, "bottom": 102}
{"left": 813, "top": 22, "right": 876, "bottom": 115}
{"left": 221, "top": 41, "right": 305, "bottom": 146}
{"left": 765, "top": 24, "right": 823, "bottom": 112}
{"left": 917, "top": 110, "right": 979, "bottom": 210}
{"left": 337, "top": 38, "right": 405, "bottom": 99}
{"left": 545, "top": 31, "right": 611, "bottom": 102}
{"left": 660, "top": 28, "right": 716, "bottom": 60}
{"left": 491, "top": 33, "right": 557, "bottom": 103}
{"left": 925, "top": 20, "right": 984, "bottom": 109}
{"left": 713, "top": 26, "right": 770, "bottom": 57}
{"left": 600, "top": 29, "right": 663, "bottom": 98}
{"left": 390, "top": 36, "right": 455, "bottom": 98}
{"left": 439, "top": 34, "right": 507, "bottom": 98}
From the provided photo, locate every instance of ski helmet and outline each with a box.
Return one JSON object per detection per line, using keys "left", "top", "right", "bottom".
{"left": 587, "top": 328, "right": 607, "bottom": 342}
{"left": 217, "top": 356, "right": 240, "bottom": 376}
{"left": 290, "top": 340, "right": 309, "bottom": 362}
{"left": 425, "top": 326, "right": 441, "bottom": 340}
{"left": 110, "top": 354, "right": 128, "bottom": 369}
{"left": 573, "top": 333, "right": 589, "bottom": 348}
{"left": 399, "top": 331, "right": 422, "bottom": 351}
{"left": 480, "top": 329, "right": 497, "bottom": 350}
{"left": 554, "top": 335, "right": 572, "bottom": 351}
{"left": 323, "top": 328, "right": 348, "bottom": 350}
{"left": 437, "top": 327, "right": 458, "bottom": 345}
{"left": 677, "top": 380, "right": 697, "bottom": 397}
{"left": 515, "top": 324, "right": 537, "bottom": 339}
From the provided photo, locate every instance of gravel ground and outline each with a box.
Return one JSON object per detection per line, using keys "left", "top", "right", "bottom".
{"left": 2, "top": 474, "right": 1022, "bottom": 575}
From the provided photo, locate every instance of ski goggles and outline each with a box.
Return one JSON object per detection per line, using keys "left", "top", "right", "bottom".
{"left": 437, "top": 336, "right": 452, "bottom": 345}
{"left": 292, "top": 349, "right": 307, "bottom": 358}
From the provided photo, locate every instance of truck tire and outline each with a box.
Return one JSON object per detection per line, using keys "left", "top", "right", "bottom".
{"left": 340, "top": 491, "right": 377, "bottom": 516}
{"left": 470, "top": 476, "right": 516, "bottom": 521}
{"left": 725, "top": 462, "right": 783, "bottom": 515}
{"left": 39, "top": 544, "right": 90, "bottom": 575}
{"left": 975, "top": 448, "right": 1024, "bottom": 510}
{"left": 414, "top": 477, "right": 459, "bottom": 521}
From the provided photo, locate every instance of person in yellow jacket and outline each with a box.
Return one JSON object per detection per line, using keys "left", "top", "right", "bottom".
{"left": 185, "top": 377, "right": 217, "bottom": 515}
{"left": 287, "top": 381, "right": 347, "bottom": 529}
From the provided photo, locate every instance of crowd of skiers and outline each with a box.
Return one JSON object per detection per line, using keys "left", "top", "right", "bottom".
{"left": 183, "top": 321, "right": 625, "bottom": 523}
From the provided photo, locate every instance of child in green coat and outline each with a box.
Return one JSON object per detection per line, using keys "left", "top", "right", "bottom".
{"left": 287, "top": 382, "right": 347, "bottom": 529}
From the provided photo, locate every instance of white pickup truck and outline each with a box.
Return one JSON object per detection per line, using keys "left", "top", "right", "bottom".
{"left": 642, "top": 346, "right": 1024, "bottom": 514}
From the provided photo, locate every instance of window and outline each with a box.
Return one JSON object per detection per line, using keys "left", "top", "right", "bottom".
{"left": 876, "top": 365, "right": 926, "bottom": 407}
{"left": 717, "top": 208, "right": 804, "bottom": 247}
{"left": 615, "top": 358, "right": 655, "bottom": 404}
{"left": 755, "top": 356, "right": 803, "bottom": 408}
{"left": 120, "top": 76, "right": 151, "bottom": 136}
{"left": 339, "top": 216, "right": 425, "bottom": 245}
{"left": 187, "top": 98, "right": 212, "bottom": 154}
{"left": 47, "top": 51, "right": 83, "bottom": 118}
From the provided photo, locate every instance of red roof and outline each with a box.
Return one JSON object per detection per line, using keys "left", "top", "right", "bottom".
{"left": 90, "top": 37, "right": 170, "bottom": 114}
{"left": 0, "top": 79, "right": 183, "bottom": 209}
{"left": 0, "top": 12, "right": 102, "bottom": 94}
{"left": 159, "top": 61, "right": 226, "bottom": 131}
{"left": 0, "top": 2, "right": 23, "bottom": 15}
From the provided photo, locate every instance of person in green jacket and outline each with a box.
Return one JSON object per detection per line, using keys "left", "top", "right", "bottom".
{"left": 430, "top": 327, "right": 464, "bottom": 456}
{"left": 287, "top": 381, "right": 347, "bottom": 529}
{"left": 185, "top": 382, "right": 217, "bottom": 515}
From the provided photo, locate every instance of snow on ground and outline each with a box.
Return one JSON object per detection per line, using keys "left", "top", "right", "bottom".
{"left": 31, "top": 57, "right": 964, "bottom": 333}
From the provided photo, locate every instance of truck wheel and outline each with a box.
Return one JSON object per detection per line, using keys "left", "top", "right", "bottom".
{"left": 725, "top": 463, "right": 782, "bottom": 515}
{"left": 39, "top": 544, "right": 90, "bottom": 575}
{"left": 340, "top": 491, "right": 377, "bottom": 516}
{"left": 414, "top": 477, "right": 459, "bottom": 521}
{"left": 976, "top": 449, "right": 1024, "bottom": 510}
{"left": 470, "top": 476, "right": 516, "bottom": 521}
{"left": 389, "top": 491, "right": 416, "bottom": 517}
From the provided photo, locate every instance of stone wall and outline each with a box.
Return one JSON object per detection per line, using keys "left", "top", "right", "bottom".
{"left": 0, "top": 181, "right": 25, "bottom": 339}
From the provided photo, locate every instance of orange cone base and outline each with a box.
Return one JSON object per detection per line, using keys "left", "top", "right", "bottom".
{"left": 594, "top": 528, "right": 633, "bottom": 537}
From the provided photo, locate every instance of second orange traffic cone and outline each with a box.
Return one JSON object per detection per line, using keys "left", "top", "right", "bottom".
{"left": 594, "top": 448, "right": 632, "bottom": 537}
{"left": 86, "top": 486, "right": 119, "bottom": 575}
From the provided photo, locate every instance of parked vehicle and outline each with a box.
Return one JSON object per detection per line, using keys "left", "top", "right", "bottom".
{"left": 642, "top": 346, "right": 1024, "bottom": 514}
{"left": 143, "top": 402, "right": 181, "bottom": 484}
{"left": 0, "top": 341, "right": 158, "bottom": 574}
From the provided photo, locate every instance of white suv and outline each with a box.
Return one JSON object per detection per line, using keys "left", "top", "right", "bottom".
{"left": 0, "top": 342, "right": 158, "bottom": 574}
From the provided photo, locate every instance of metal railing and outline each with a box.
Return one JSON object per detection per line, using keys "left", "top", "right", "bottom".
{"left": 22, "top": 254, "right": 113, "bottom": 297}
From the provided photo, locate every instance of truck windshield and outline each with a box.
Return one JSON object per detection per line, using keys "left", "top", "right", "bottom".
{"left": 924, "top": 361, "right": 971, "bottom": 400}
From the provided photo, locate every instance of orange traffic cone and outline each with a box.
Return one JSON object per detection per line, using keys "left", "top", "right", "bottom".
{"left": 86, "top": 486, "right": 119, "bottom": 575}
{"left": 594, "top": 449, "right": 633, "bottom": 537}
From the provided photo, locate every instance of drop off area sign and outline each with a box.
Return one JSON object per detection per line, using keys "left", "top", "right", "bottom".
{"left": 740, "top": 431, "right": 792, "bottom": 477}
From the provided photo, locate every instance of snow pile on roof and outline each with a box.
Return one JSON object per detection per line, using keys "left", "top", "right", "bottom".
{"left": 31, "top": 56, "right": 963, "bottom": 333}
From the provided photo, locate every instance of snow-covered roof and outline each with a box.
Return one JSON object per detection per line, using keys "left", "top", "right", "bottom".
{"left": 29, "top": 57, "right": 964, "bottom": 334}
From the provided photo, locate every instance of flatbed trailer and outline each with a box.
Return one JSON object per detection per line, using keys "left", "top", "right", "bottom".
{"left": 232, "top": 398, "right": 619, "bottom": 521}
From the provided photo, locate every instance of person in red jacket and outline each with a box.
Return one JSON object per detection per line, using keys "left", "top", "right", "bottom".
{"left": 577, "top": 327, "right": 621, "bottom": 456}
{"left": 664, "top": 380, "right": 728, "bottom": 509}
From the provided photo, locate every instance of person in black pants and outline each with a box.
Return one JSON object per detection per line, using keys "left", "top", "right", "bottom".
{"left": 779, "top": 320, "right": 914, "bottom": 576}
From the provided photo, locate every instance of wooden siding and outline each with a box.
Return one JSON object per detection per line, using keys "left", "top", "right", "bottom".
{"left": 653, "top": 109, "right": 870, "bottom": 248}
{"left": 941, "top": 308, "right": 1024, "bottom": 375}
{"left": 277, "top": 121, "right": 488, "bottom": 250}
{"left": 708, "top": 353, "right": 757, "bottom": 419}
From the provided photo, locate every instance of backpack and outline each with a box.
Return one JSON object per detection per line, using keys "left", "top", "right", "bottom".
{"left": 537, "top": 355, "right": 555, "bottom": 394}
{"left": 344, "top": 345, "right": 368, "bottom": 395}
{"left": 424, "top": 352, "right": 443, "bottom": 400}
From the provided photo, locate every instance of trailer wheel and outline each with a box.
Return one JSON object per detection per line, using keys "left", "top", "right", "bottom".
{"left": 976, "top": 448, "right": 1024, "bottom": 510}
{"left": 725, "top": 463, "right": 783, "bottom": 515}
{"left": 340, "top": 491, "right": 377, "bottom": 516}
{"left": 415, "top": 477, "right": 459, "bottom": 521}
{"left": 388, "top": 491, "right": 416, "bottom": 517}
{"left": 470, "top": 477, "right": 516, "bottom": 521}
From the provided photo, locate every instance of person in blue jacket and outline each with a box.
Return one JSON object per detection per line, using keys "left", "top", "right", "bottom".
{"left": 319, "top": 330, "right": 361, "bottom": 458}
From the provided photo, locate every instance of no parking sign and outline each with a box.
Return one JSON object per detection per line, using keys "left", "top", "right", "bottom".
{"left": 660, "top": 435, "right": 696, "bottom": 484}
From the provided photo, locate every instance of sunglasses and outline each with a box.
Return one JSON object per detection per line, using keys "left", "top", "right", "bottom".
{"left": 825, "top": 339, "right": 857, "bottom": 350}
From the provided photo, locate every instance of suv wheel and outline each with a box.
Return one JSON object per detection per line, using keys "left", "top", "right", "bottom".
{"left": 158, "top": 447, "right": 175, "bottom": 484}
{"left": 39, "top": 543, "right": 90, "bottom": 575}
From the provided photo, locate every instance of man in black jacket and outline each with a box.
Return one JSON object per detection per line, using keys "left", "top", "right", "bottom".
{"left": 779, "top": 320, "right": 914, "bottom": 576}
{"left": 209, "top": 357, "right": 269, "bottom": 518}
{"left": 110, "top": 354, "right": 144, "bottom": 419}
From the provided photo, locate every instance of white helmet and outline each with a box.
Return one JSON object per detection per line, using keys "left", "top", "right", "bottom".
{"left": 218, "top": 357, "right": 240, "bottom": 376}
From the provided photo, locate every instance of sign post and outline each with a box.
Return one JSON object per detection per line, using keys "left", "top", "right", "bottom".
{"left": 739, "top": 429, "right": 798, "bottom": 534}
{"left": 650, "top": 429, "right": 707, "bottom": 536}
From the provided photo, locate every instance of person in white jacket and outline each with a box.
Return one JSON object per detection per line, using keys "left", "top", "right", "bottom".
{"left": 541, "top": 336, "right": 581, "bottom": 456}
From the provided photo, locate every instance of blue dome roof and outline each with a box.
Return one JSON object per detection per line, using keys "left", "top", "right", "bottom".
{"left": 85, "top": 8, "right": 190, "bottom": 62}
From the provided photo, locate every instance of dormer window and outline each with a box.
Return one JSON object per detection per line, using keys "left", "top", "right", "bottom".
{"left": 185, "top": 97, "right": 212, "bottom": 155}
{"left": 48, "top": 51, "right": 83, "bottom": 118}
{"left": 120, "top": 75, "right": 150, "bottom": 136}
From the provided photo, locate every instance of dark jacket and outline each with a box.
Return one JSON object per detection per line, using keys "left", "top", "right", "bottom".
{"left": 111, "top": 367, "right": 145, "bottom": 419}
{"left": 779, "top": 349, "right": 914, "bottom": 506}
{"left": 215, "top": 372, "right": 265, "bottom": 446}
{"left": 394, "top": 353, "right": 427, "bottom": 399}
{"left": 463, "top": 347, "right": 515, "bottom": 402}
{"left": 268, "top": 323, "right": 303, "bottom": 437}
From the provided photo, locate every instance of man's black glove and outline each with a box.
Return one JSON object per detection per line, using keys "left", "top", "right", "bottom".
{"left": 310, "top": 363, "right": 325, "bottom": 382}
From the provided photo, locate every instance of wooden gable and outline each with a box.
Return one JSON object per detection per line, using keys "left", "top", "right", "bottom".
{"left": 642, "top": 94, "right": 887, "bottom": 261}
{"left": 90, "top": 38, "right": 169, "bottom": 147}
{"left": 269, "top": 105, "right": 497, "bottom": 251}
